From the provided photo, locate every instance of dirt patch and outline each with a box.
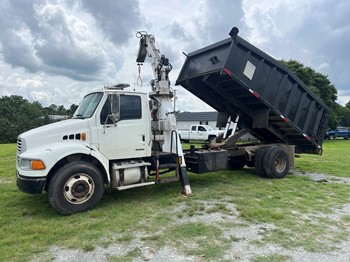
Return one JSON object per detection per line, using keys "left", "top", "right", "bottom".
{"left": 0, "top": 179, "right": 13, "bottom": 184}
{"left": 291, "top": 170, "right": 350, "bottom": 185}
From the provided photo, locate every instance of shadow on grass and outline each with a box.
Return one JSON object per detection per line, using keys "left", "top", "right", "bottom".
{"left": 6, "top": 166, "right": 277, "bottom": 221}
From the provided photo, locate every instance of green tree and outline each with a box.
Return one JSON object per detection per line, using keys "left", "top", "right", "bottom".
{"left": 57, "top": 105, "right": 67, "bottom": 115}
{"left": 281, "top": 60, "right": 339, "bottom": 128}
{"left": 338, "top": 104, "right": 350, "bottom": 127}
{"left": 346, "top": 101, "right": 350, "bottom": 110}
{"left": 0, "top": 95, "right": 75, "bottom": 143}
{"left": 68, "top": 104, "right": 79, "bottom": 116}
{"left": 0, "top": 96, "right": 46, "bottom": 143}
{"left": 46, "top": 104, "right": 58, "bottom": 114}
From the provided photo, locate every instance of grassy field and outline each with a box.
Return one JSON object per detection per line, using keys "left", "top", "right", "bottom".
{"left": 0, "top": 140, "right": 349, "bottom": 261}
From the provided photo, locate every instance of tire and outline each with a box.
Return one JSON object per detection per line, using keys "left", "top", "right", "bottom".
{"left": 262, "top": 146, "right": 290, "bottom": 179}
{"left": 329, "top": 135, "right": 334, "bottom": 140}
{"left": 48, "top": 161, "right": 104, "bottom": 215}
{"left": 254, "top": 147, "right": 270, "bottom": 177}
{"left": 207, "top": 135, "right": 217, "bottom": 143}
{"left": 228, "top": 157, "right": 246, "bottom": 170}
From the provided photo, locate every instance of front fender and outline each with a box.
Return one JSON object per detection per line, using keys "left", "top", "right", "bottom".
{"left": 17, "top": 142, "right": 109, "bottom": 181}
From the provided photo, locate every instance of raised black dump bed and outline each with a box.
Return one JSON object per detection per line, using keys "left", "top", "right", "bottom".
{"left": 176, "top": 27, "right": 329, "bottom": 154}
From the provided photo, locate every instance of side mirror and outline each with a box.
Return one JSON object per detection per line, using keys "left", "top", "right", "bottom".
{"left": 110, "top": 94, "right": 120, "bottom": 124}
{"left": 102, "top": 94, "right": 120, "bottom": 126}
{"left": 109, "top": 112, "right": 120, "bottom": 123}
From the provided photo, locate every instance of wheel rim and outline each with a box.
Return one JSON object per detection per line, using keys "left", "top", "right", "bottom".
{"left": 64, "top": 173, "right": 95, "bottom": 204}
{"left": 274, "top": 154, "right": 287, "bottom": 173}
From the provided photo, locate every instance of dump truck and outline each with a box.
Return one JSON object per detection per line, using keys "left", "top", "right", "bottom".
{"left": 176, "top": 27, "right": 329, "bottom": 177}
{"left": 16, "top": 27, "right": 330, "bottom": 215}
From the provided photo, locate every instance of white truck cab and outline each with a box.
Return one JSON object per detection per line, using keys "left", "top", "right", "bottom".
{"left": 17, "top": 87, "right": 151, "bottom": 176}
{"left": 16, "top": 83, "right": 192, "bottom": 215}
{"left": 16, "top": 86, "right": 159, "bottom": 213}
{"left": 17, "top": 29, "right": 194, "bottom": 215}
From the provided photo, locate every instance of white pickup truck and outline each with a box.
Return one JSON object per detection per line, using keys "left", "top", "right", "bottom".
{"left": 178, "top": 125, "right": 223, "bottom": 143}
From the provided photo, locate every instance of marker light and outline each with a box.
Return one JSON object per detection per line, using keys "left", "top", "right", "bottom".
{"left": 31, "top": 160, "right": 45, "bottom": 170}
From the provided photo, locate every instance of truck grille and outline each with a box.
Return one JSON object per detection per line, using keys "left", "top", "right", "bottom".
{"left": 17, "top": 137, "right": 26, "bottom": 154}
{"left": 17, "top": 138, "right": 22, "bottom": 154}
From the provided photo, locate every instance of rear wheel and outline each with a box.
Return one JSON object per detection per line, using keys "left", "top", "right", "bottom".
{"left": 263, "top": 146, "right": 289, "bottom": 179}
{"left": 254, "top": 147, "right": 270, "bottom": 177}
{"left": 48, "top": 161, "right": 104, "bottom": 215}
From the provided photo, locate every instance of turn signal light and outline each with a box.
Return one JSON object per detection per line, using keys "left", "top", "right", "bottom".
{"left": 31, "top": 160, "right": 45, "bottom": 170}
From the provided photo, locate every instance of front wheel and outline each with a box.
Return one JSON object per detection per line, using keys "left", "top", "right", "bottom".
{"left": 48, "top": 161, "right": 104, "bottom": 215}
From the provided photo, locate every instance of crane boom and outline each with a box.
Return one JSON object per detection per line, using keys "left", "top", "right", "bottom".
{"left": 136, "top": 31, "right": 173, "bottom": 94}
{"left": 136, "top": 31, "right": 192, "bottom": 196}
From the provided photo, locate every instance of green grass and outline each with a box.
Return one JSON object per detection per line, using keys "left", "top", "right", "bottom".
{"left": 295, "top": 140, "right": 350, "bottom": 177}
{"left": 0, "top": 141, "right": 349, "bottom": 261}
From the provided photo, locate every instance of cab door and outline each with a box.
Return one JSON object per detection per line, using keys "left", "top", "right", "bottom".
{"left": 97, "top": 94, "right": 150, "bottom": 160}
{"left": 190, "top": 125, "right": 206, "bottom": 140}
{"left": 189, "top": 125, "right": 198, "bottom": 140}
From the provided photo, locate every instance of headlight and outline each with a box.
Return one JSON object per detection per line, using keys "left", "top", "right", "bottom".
{"left": 19, "top": 158, "right": 31, "bottom": 170}
{"left": 19, "top": 158, "right": 45, "bottom": 170}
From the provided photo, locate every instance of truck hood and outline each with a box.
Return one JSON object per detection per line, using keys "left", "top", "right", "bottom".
{"left": 18, "top": 119, "right": 90, "bottom": 154}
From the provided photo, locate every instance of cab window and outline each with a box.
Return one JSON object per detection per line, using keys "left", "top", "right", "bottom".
{"left": 100, "top": 96, "right": 113, "bottom": 125}
{"left": 100, "top": 94, "right": 141, "bottom": 124}
{"left": 120, "top": 95, "right": 142, "bottom": 120}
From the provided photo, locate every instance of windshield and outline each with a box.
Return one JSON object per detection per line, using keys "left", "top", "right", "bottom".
{"left": 73, "top": 92, "right": 103, "bottom": 119}
{"left": 204, "top": 125, "right": 215, "bottom": 130}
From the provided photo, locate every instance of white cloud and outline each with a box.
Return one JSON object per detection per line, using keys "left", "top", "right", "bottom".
{"left": 241, "top": 0, "right": 350, "bottom": 104}
{"left": 0, "top": 0, "right": 349, "bottom": 110}
{"left": 16, "top": 75, "right": 44, "bottom": 89}
{"left": 317, "top": 63, "right": 330, "bottom": 76}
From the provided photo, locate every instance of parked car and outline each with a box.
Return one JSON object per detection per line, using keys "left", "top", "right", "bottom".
{"left": 325, "top": 127, "right": 350, "bottom": 140}
{"left": 178, "top": 125, "right": 223, "bottom": 142}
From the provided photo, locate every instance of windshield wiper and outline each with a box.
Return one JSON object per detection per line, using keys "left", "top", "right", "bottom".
{"left": 73, "top": 114, "right": 85, "bottom": 119}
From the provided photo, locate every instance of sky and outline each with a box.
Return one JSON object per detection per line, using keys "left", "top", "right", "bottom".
{"left": 0, "top": 0, "right": 349, "bottom": 112}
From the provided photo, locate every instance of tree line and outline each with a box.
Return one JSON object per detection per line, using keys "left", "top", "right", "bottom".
{"left": 0, "top": 95, "right": 78, "bottom": 143}
{"left": 1, "top": 60, "right": 350, "bottom": 144}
